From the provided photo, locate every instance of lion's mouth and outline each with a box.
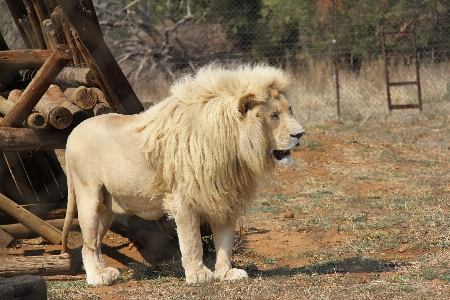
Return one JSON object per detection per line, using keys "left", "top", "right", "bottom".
{"left": 273, "top": 149, "right": 292, "bottom": 161}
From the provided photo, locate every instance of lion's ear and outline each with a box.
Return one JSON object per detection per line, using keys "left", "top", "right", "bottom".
{"left": 238, "top": 94, "right": 257, "bottom": 116}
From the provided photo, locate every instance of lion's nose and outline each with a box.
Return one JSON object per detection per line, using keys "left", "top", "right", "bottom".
{"left": 291, "top": 132, "right": 304, "bottom": 139}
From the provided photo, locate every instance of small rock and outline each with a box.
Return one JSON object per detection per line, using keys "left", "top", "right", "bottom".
{"left": 285, "top": 211, "right": 294, "bottom": 219}
{"left": 247, "top": 264, "right": 258, "bottom": 272}
{"left": 398, "top": 245, "right": 408, "bottom": 253}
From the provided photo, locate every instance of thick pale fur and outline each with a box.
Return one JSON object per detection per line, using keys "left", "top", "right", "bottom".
{"left": 135, "top": 64, "right": 290, "bottom": 224}
{"left": 61, "top": 64, "right": 304, "bottom": 286}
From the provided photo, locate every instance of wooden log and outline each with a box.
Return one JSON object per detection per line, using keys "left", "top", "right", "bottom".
{"left": 35, "top": 94, "right": 73, "bottom": 129}
{"left": 0, "top": 49, "right": 52, "bottom": 71}
{"left": 0, "top": 45, "right": 72, "bottom": 128}
{"left": 6, "top": 90, "right": 49, "bottom": 129}
{"left": 92, "top": 103, "right": 114, "bottom": 116}
{"left": 89, "top": 87, "right": 115, "bottom": 115}
{"left": 29, "top": 0, "right": 52, "bottom": 49}
{"left": 42, "top": 19, "right": 58, "bottom": 50}
{"left": 46, "top": 85, "right": 89, "bottom": 126}
{"left": 60, "top": 13, "right": 81, "bottom": 67}
{"left": 0, "top": 96, "right": 14, "bottom": 116}
{"left": 0, "top": 127, "right": 70, "bottom": 151}
{"left": 26, "top": 3, "right": 46, "bottom": 49}
{"left": 50, "top": 6, "right": 67, "bottom": 46}
{"left": 0, "top": 228, "right": 14, "bottom": 248}
{"left": 0, "top": 219, "right": 79, "bottom": 240}
{"left": 0, "top": 192, "right": 62, "bottom": 244}
{"left": 57, "top": 0, "right": 144, "bottom": 114}
{"left": 72, "top": 31, "right": 115, "bottom": 110}
{"left": 0, "top": 203, "right": 68, "bottom": 225}
{"left": 26, "top": 113, "right": 48, "bottom": 129}
{"left": 4, "top": 0, "right": 32, "bottom": 48}
{"left": 56, "top": 67, "right": 98, "bottom": 87}
{"left": 7, "top": 90, "right": 22, "bottom": 103}
{"left": 64, "top": 86, "right": 97, "bottom": 110}
{"left": 0, "top": 255, "right": 70, "bottom": 277}
{"left": 18, "top": 18, "right": 39, "bottom": 49}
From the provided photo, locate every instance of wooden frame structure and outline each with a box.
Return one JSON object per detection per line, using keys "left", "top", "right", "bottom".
{"left": 0, "top": 0, "right": 144, "bottom": 275}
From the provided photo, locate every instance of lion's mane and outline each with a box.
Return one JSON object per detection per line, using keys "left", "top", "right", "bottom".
{"left": 134, "top": 64, "right": 291, "bottom": 224}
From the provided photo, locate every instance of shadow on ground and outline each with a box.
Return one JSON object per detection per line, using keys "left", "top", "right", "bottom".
{"left": 257, "top": 256, "right": 410, "bottom": 277}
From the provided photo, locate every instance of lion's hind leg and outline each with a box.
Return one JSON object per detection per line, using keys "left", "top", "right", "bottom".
{"left": 77, "top": 187, "right": 118, "bottom": 286}
{"left": 97, "top": 203, "right": 121, "bottom": 282}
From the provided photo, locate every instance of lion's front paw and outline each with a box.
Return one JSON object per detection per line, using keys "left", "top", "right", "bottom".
{"left": 186, "top": 266, "right": 214, "bottom": 284}
{"left": 220, "top": 268, "right": 249, "bottom": 281}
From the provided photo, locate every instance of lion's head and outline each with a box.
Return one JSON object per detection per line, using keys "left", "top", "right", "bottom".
{"left": 135, "top": 64, "right": 304, "bottom": 224}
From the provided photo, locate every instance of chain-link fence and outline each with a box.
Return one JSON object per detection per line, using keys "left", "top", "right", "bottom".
{"left": 2, "top": 0, "right": 450, "bottom": 125}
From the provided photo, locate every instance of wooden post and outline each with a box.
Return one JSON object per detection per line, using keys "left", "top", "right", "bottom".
{"left": 28, "top": 0, "right": 52, "bottom": 49}
{"left": 0, "top": 255, "right": 70, "bottom": 277}
{"left": 0, "top": 50, "right": 52, "bottom": 71}
{"left": 0, "top": 45, "right": 72, "bottom": 128}
{"left": 57, "top": 0, "right": 144, "bottom": 114}
{"left": 0, "top": 192, "right": 62, "bottom": 244}
{"left": 4, "top": 0, "right": 32, "bottom": 48}
{"left": 25, "top": 3, "right": 46, "bottom": 49}
{"left": 0, "top": 127, "right": 70, "bottom": 151}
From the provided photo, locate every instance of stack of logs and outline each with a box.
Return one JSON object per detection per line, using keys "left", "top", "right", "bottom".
{"left": 0, "top": 82, "right": 114, "bottom": 130}
{"left": 0, "top": 0, "right": 144, "bottom": 277}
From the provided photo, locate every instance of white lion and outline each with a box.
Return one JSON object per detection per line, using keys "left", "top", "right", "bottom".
{"left": 61, "top": 64, "right": 304, "bottom": 286}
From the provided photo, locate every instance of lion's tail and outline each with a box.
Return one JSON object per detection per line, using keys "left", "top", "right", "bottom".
{"left": 61, "top": 166, "right": 76, "bottom": 257}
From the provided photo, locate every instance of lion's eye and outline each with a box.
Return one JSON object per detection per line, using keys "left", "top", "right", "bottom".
{"left": 270, "top": 113, "right": 279, "bottom": 120}
{"left": 289, "top": 107, "right": 293, "bottom": 114}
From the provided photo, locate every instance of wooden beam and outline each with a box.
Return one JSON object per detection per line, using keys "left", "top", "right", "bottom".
{"left": 0, "top": 219, "right": 79, "bottom": 240}
{"left": 0, "top": 127, "right": 70, "bottom": 151}
{"left": 0, "top": 45, "right": 72, "bottom": 128}
{"left": 0, "top": 192, "right": 62, "bottom": 244}
{"left": 0, "top": 50, "right": 52, "bottom": 71}
{"left": 57, "top": 0, "right": 144, "bottom": 115}
{"left": 0, "top": 255, "right": 70, "bottom": 277}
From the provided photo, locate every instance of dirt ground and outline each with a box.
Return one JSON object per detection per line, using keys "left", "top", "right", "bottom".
{"left": 3, "top": 119, "right": 450, "bottom": 299}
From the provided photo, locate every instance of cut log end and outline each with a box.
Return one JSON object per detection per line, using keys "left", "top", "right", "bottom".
{"left": 55, "top": 44, "right": 73, "bottom": 60}
{"left": 27, "top": 112, "right": 48, "bottom": 129}
{"left": 48, "top": 107, "right": 73, "bottom": 129}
